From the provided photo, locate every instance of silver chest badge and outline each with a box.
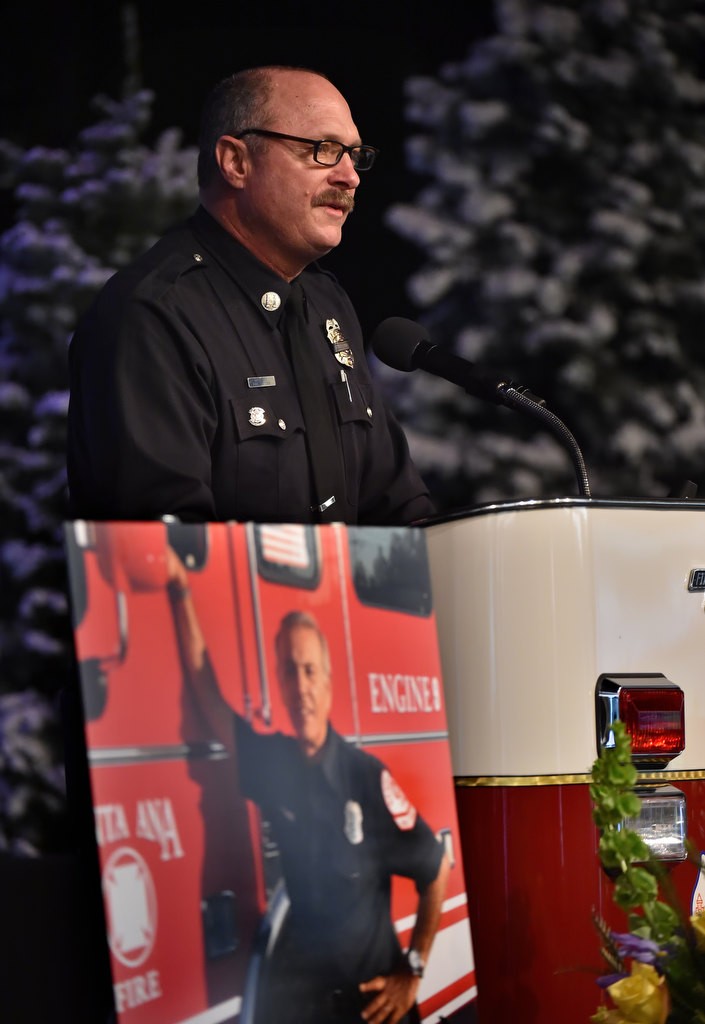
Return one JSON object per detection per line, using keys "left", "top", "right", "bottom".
{"left": 248, "top": 407, "right": 267, "bottom": 426}
{"left": 344, "top": 800, "right": 363, "bottom": 845}
{"left": 325, "top": 318, "right": 355, "bottom": 368}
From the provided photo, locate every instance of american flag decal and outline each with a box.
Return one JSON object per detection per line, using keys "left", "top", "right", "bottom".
{"left": 259, "top": 524, "right": 310, "bottom": 569}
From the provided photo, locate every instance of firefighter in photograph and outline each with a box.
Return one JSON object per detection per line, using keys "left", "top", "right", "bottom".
{"left": 166, "top": 547, "right": 450, "bottom": 1024}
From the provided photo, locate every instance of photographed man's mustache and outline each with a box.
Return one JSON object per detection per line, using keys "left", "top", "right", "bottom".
{"left": 314, "top": 189, "right": 355, "bottom": 214}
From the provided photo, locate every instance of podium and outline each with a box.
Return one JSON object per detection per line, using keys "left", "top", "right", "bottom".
{"left": 426, "top": 497, "right": 705, "bottom": 1022}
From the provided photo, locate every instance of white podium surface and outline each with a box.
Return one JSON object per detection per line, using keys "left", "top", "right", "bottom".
{"left": 426, "top": 497, "right": 705, "bottom": 778}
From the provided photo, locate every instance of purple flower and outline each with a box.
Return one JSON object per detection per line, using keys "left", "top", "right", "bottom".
{"left": 612, "top": 931, "right": 662, "bottom": 964}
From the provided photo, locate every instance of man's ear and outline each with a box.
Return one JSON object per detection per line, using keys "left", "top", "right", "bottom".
{"left": 215, "top": 135, "right": 250, "bottom": 189}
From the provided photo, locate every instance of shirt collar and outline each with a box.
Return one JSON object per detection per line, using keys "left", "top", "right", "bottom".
{"left": 190, "top": 205, "right": 294, "bottom": 326}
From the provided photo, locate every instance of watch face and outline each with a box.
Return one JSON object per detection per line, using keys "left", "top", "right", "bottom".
{"left": 407, "top": 949, "right": 425, "bottom": 977}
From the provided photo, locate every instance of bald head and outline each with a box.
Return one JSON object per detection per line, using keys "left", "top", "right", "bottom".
{"left": 197, "top": 66, "right": 332, "bottom": 189}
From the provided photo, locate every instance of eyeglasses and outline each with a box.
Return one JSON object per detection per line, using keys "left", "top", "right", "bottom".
{"left": 235, "top": 128, "right": 379, "bottom": 171}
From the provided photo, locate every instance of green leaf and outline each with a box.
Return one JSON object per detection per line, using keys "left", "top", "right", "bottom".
{"left": 613, "top": 866, "right": 658, "bottom": 909}
{"left": 643, "top": 899, "right": 679, "bottom": 942}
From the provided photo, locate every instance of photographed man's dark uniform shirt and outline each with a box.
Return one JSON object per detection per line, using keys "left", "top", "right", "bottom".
{"left": 67, "top": 206, "right": 434, "bottom": 525}
{"left": 234, "top": 718, "right": 443, "bottom": 1021}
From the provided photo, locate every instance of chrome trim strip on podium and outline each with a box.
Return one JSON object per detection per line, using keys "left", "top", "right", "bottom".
{"left": 422, "top": 495, "right": 705, "bottom": 527}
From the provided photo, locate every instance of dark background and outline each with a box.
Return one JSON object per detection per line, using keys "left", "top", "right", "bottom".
{"left": 0, "top": 0, "right": 494, "bottom": 334}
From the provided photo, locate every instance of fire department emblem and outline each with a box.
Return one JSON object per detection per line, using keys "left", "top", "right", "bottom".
{"left": 344, "top": 800, "right": 364, "bottom": 845}
{"left": 381, "top": 769, "right": 417, "bottom": 831}
{"left": 248, "top": 406, "right": 267, "bottom": 427}
{"left": 102, "top": 846, "right": 158, "bottom": 968}
{"left": 325, "top": 318, "right": 355, "bottom": 368}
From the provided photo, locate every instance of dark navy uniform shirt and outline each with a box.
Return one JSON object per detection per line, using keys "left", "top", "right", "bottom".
{"left": 67, "top": 206, "right": 434, "bottom": 525}
{"left": 234, "top": 718, "right": 443, "bottom": 993}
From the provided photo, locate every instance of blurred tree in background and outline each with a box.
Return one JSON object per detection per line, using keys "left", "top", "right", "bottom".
{"left": 0, "top": 41, "right": 198, "bottom": 850}
{"left": 378, "top": 0, "right": 705, "bottom": 509}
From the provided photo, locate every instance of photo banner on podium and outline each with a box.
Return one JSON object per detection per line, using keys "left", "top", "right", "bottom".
{"left": 64, "top": 520, "right": 477, "bottom": 1024}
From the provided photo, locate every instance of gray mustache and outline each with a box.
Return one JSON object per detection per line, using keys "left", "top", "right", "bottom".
{"left": 314, "top": 190, "right": 355, "bottom": 213}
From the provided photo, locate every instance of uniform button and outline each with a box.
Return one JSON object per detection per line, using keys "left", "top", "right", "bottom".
{"left": 278, "top": 419, "right": 287, "bottom": 430}
{"left": 261, "top": 291, "right": 281, "bottom": 311}
{"left": 366, "top": 406, "right": 373, "bottom": 417}
{"left": 193, "top": 253, "right": 204, "bottom": 262}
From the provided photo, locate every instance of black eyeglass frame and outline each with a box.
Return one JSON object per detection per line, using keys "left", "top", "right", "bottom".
{"left": 235, "top": 128, "right": 379, "bottom": 170}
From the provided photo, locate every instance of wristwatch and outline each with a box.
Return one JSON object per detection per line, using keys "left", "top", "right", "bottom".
{"left": 405, "top": 949, "right": 425, "bottom": 978}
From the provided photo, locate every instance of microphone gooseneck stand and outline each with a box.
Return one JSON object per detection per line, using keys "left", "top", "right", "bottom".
{"left": 497, "top": 383, "right": 592, "bottom": 498}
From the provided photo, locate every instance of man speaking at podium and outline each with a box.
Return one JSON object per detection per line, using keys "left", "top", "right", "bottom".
{"left": 67, "top": 65, "right": 433, "bottom": 526}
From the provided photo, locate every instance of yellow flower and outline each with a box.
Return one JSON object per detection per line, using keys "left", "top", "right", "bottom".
{"left": 590, "top": 1009, "right": 629, "bottom": 1023}
{"left": 691, "top": 911, "right": 705, "bottom": 952}
{"left": 606, "top": 962, "right": 669, "bottom": 1024}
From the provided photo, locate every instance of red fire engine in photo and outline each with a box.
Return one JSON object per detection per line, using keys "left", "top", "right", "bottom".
{"left": 64, "top": 519, "right": 477, "bottom": 1024}
{"left": 425, "top": 496, "right": 705, "bottom": 1023}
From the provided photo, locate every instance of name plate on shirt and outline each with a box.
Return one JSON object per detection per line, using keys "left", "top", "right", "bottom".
{"left": 247, "top": 375, "right": 276, "bottom": 389}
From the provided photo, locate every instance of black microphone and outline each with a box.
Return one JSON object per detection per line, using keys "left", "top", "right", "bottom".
{"left": 370, "top": 316, "right": 593, "bottom": 497}
{"left": 369, "top": 316, "right": 545, "bottom": 408}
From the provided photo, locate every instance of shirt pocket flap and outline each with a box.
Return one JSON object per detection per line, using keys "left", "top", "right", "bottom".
{"left": 332, "top": 379, "right": 374, "bottom": 426}
{"left": 230, "top": 394, "right": 305, "bottom": 441}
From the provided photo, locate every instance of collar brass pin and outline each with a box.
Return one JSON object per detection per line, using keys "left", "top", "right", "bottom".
{"left": 325, "top": 318, "right": 354, "bottom": 368}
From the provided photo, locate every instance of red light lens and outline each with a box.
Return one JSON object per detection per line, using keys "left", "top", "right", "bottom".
{"left": 619, "top": 687, "right": 685, "bottom": 756}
